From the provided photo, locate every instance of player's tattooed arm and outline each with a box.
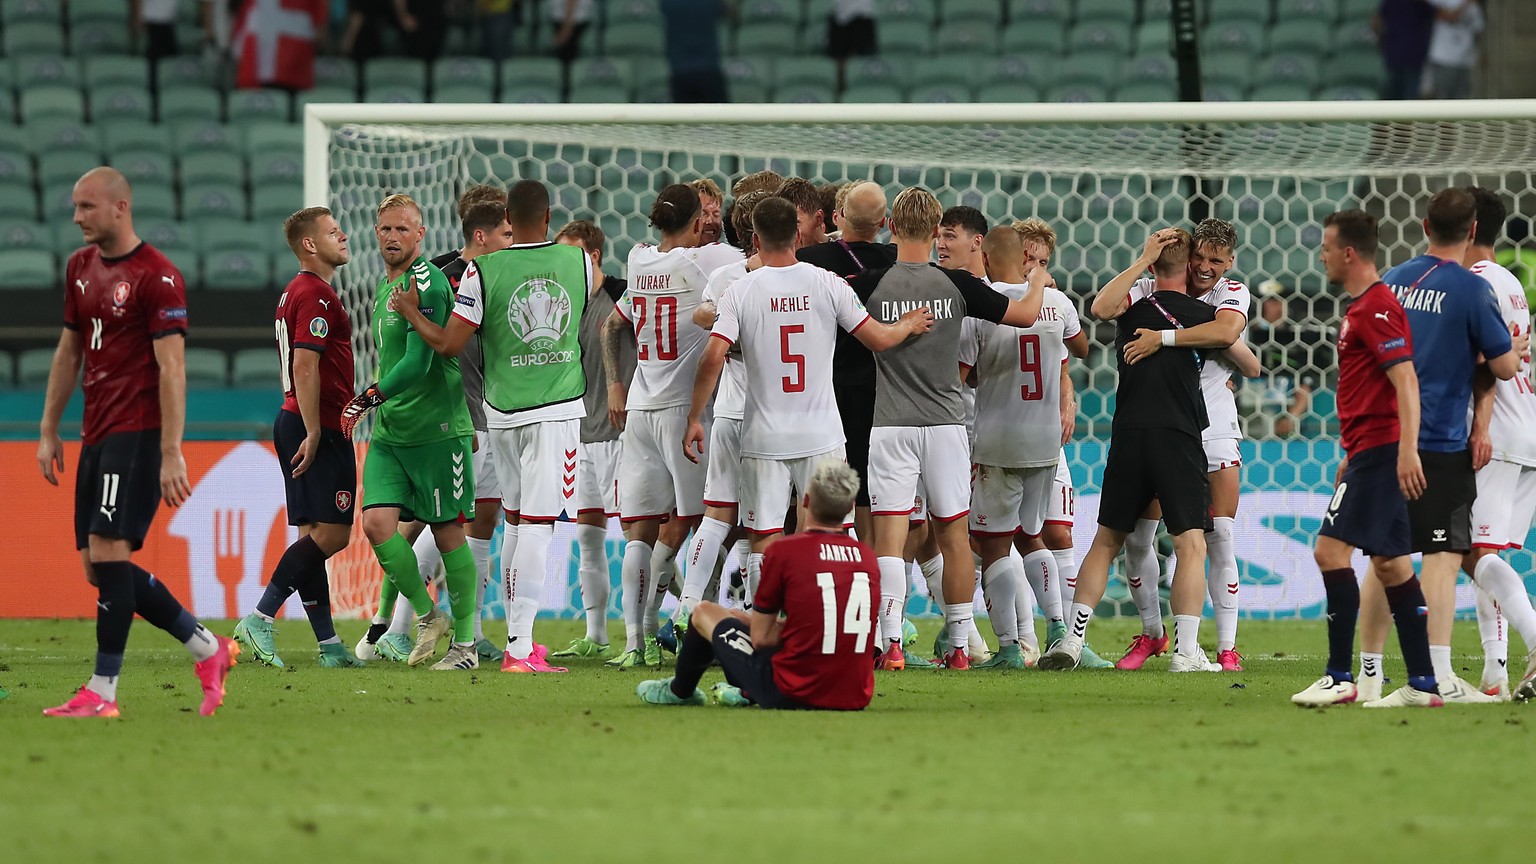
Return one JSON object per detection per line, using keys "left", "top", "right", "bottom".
{"left": 1091, "top": 228, "right": 1179, "bottom": 320}
{"left": 152, "top": 334, "right": 193, "bottom": 507}
{"left": 602, "top": 305, "right": 630, "bottom": 430}
{"left": 37, "top": 327, "right": 83, "bottom": 485}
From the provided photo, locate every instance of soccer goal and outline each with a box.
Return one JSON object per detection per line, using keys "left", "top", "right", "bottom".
{"left": 305, "top": 99, "right": 1536, "bottom": 620}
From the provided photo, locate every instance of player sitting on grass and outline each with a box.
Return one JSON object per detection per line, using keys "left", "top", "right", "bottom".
{"left": 637, "top": 461, "right": 878, "bottom": 710}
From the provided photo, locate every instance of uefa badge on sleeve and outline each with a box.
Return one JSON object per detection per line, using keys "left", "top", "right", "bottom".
{"left": 310, "top": 317, "right": 329, "bottom": 339}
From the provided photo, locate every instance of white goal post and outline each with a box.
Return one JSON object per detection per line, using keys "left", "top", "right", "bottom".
{"left": 303, "top": 100, "right": 1536, "bottom": 621}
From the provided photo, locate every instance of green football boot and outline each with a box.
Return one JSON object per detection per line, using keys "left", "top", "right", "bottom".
{"left": 473, "top": 638, "right": 501, "bottom": 661}
{"left": 232, "top": 614, "right": 284, "bottom": 668}
{"left": 1045, "top": 619, "right": 1067, "bottom": 653}
{"left": 636, "top": 678, "right": 705, "bottom": 706}
{"left": 317, "top": 641, "right": 366, "bottom": 668}
{"left": 0, "top": 682, "right": 8, "bottom": 701}
{"left": 375, "top": 632, "right": 413, "bottom": 663}
{"left": 901, "top": 618, "right": 919, "bottom": 651}
{"left": 551, "top": 637, "right": 613, "bottom": 659}
{"left": 974, "top": 644, "right": 1028, "bottom": 669}
{"left": 1078, "top": 643, "right": 1117, "bottom": 669}
{"left": 932, "top": 626, "right": 950, "bottom": 661}
{"left": 710, "top": 682, "right": 752, "bottom": 707}
{"left": 605, "top": 648, "right": 643, "bottom": 669}
{"left": 643, "top": 635, "right": 671, "bottom": 667}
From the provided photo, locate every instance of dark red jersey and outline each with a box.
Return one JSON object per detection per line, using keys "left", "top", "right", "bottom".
{"left": 1337, "top": 282, "right": 1415, "bottom": 455}
{"left": 63, "top": 242, "right": 188, "bottom": 445}
{"left": 752, "top": 530, "right": 880, "bottom": 710}
{"left": 277, "top": 271, "right": 354, "bottom": 430}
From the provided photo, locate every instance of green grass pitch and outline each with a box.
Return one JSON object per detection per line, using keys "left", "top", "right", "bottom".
{"left": 1, "top": 618, "right": 1530, "bottom": 864}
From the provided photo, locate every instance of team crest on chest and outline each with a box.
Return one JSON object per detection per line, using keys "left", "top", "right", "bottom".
{"left": 112, "top": 281, "right": 131, "bottom": 306}
{"left": 508, "top": 277, "right": 572, "bottom": 349}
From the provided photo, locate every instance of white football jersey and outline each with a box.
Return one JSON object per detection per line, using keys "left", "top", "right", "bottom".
{"left": 962, "top": 284, "right": 1079, "bottom": 468}
{"left": 1471, "top": 259, "right": 1536, "bottom": 466}
{"left": 619, "top": 243, "right": 741, "bottom": 412}
{"left": 712, "top": 261, "right": 870, "bottom": 459}
{"left": 703, "top": 259, "right": 749, "bottom": 421}
{"left": 1130, "top": 276, "right": 1250, "bottom": 442}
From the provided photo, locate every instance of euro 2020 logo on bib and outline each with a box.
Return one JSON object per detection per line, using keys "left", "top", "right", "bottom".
{"left": 507, "top": 277, "right": 572, "bottom": 350}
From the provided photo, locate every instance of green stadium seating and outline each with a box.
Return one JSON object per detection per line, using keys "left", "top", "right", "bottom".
{"left": 0, "top": 249, "right": 56, "bottom": 289}
{"left": 138, "top": 220, "right": 198, "bottom": 255}
{"left": 227, "top": 88, "right": 290, "bottom": 125}
{"left": 910, "top": 83, "right": 974, "bottom": 103}
{"left": 733, "top": 20, "right": 799, "bottom": 55}
{"left": 1001, "top": 20, "right": 1065, "bottom": 54}
{"left": 1277, "top": 0, "right": 1338, "bottom": 20}
{"left": 1203, "top": 49, "right": 1254, "bottom": 89}
{"left": 250, "top": 148, "right": 302, "bottom": 186}
{"left": 244, "top": 122, "right": 301, "bottom": 157}
{"left": 1317, "top": 84, "right": 1378, "bottom": 101}
{"left": 205, "top": 251, "right": 272, "bottom": 292}
{"left": 171, "top": 121, "right": 239, "bottom": 157}
{"left": 132, "top": 185, "right": 178, "bottom": 222}
{"left": 198, "top": 219, "right": 249, "bottom": 255}
{"left": 1204, "top": 20, "right": 1265, "bottom": 52}
{"left": 1326, "top": 52, "right": 1385, "bottom": 89}
{"left": 83, "top": 55, "right": 149, "bottom": 89}
{"left": 1054, "top": 53, "right": 1116, "bottom": 89}
{"left": 364, "top": 83, "right": 426, "bottom": 103}
{"left": 312, "top": 56, "right": 357, "bottom": 91}
{"left": 18, "top": 348, "right": 57, "bottom": 386}
{"left": 184, "top": 183, "right": 246, "bottom": 222}
{"left": 0, "top": 350, "right": 13, "bottom": 388}
{"left": 976, "top": 82, "right": 1041, "bottom": 102}
{"left": 737, "top": 0, "right": 798, "bottom": 23}
{"left": 184, "top": 348, "right": 229, "bottom": 388}
{"left": 1249, "top": 82, "right": 1314, "bottom": 101}
{"left": 842, "top": 82, "right": 905, "bottom": 103}
{"left": 1046, "top": 82, "right": 1109, "bottom": 103}
{"left": 231, "top": 348, "right": 276, "bottom": 385}
{"left": 295, "top": 84, "right": 356, "bottom": 113}
{"left": 1257, "top": 52, "right": 1321, "bottom": 88}
{"left": 942, "top": 0, "right": 1002, "bottom": 24}
{"left": 502, "top": 81, "right": 562, "bottom": 103}
{"left": 180, "top": 150, "right": 244, "bottom": 187}
{"left": 0, "top": 145, "right": 29, "bottom": 185}
{"left": 2, "top": 0, "right": 59, "bottom": 25}
{"left": 1339, "top": 0, "right": 1378, "bottom": 19}
{"left": 3, "top": 21, "right": 66, "bottom": 55}
{"left": 363, "top": 58, "right": 427, "bottom": 90}
{"left": 1207, "top": 0, "right": 1269, "bottom": 23}
{"left": 572, "top": 58, "right": 634, "bottom": 91}
{"left": 878, "top": 21, "right": 932, "bottom": 54}
{"left": 774, "top": 83, "right": 836, "bottom": 104}
{"left": 157, "top": 85, "right": 222, "bottom": 124}
{"left": 1331, "top": 19, "right": 1376, "bottom": 53}
{"left": 722, "top": 56, "right": 772, "bottom": 100}
{"left": 501, "top": 57, "right": 563, "bottom": 92}
{"left": 914, "top": 56, "right": 978, "bottom": 90}
{"left": 1268, "top": 19, "right": 1332, "bottom": 55}
{"left": 156, "top": 55, "right": 221, "bottom": 89}
{"left": 20, "top": 86, "right": 85, "bottom": 123}
{"left": 1067, "top": 21, "right": 1131, "bottom": 54}
{"left": 435, "top": 83, "right": 495, "bottom": 103}
{"left": 0, "top": 89, "right": 11, "bottom": 123}
{"left": 72, "top": 22, "right": 131, "bottom": 55}
{"left": 1008, "top": 0, "right": 1069, "bottom": 25}
{"left": 1134, "top": 20, "right": 1172, "bottom": 54}
{"left": 15, "top": 54, "right": 79, "bottom": 89}
{"left": 25, "top": 119, "right": 99, "bottom": 156}
{"left": 570, "top": 83, "right": 631, "bottom": 103}
{"left": 252, "top": 185, "right": 301, "bottom": 222}
{"left": 773, "top": 56, "right": 835, "bottom": 90}
{"left": 37, "top": 150, "right": 98, "bottom": 187}
{"left": 883, "top": 0, "right": 938, "bottom": 24}
{"left": 1115, "top": 80, "right": 1178, "bottom": 102}
{"left": 91, "top": 85, "right": 153, "bottom": 124}
{"left": 1123, "top": 53, "right": 1178, "bottom": 84}
{"left": 935, "top": 22, "right": 998, "bottom": 54}
{"left": 0, "top": 219, "right": 51, "bottom": 251}
{"left": 67, "top": 0, "right": 129, "bottom": 27}
{"left": 606, "top": 21, "right": 667, "bottom": 56}
{"left": 1200, "top": 81, "right": 1244, "bottom": 101}
{"left": 432, "top": 57, "right": 494, "bottom": 93}
{"left": 979, "top": 53, "right": 1047, "bottom": 88}
{"left": 843, "top": 57, "right": 909, "bottom": 89}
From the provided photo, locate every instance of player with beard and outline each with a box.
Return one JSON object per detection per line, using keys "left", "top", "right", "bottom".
{"left": 691, "top": 178, "right": 725, "bottom": 246}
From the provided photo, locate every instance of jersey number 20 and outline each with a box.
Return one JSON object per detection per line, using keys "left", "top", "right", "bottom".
{"left": 816, "top": 571, "right": 872, "bottom": 654}
{"left": 632, "top": 296, "right": 678, "bottom": 361}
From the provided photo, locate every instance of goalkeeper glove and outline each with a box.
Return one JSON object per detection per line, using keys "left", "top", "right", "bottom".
{"left": 340, "top": 384, "right": 385, "bottom": 440}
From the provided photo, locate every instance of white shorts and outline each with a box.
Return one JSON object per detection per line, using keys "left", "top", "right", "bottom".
{"left": 703, "top": 416, "right": 742, "bottom": 508}
{"left": 1046, "top": 454, "right": 1075, "bottom": 528}
{"left": 1471, "top": 458, "right": 1536, "bottom": 550}
{"left": 618, "top": 405, "right": 707, "bottom": 522}
{"left": 1203, "top": 437, "right": 1242, "bottom": 474}
{"left": 910, "top": 489, "right": 928, "bottom": 525}
{"left": 473, "top": 440, "right": 500, "bottom": 504}
{"left": 738, "top": 446, "right": 847, "bottom": 535}
{"left": 489, "top": 418, "right": 579, "bottom": 523}
{"left": 868, "top": 424, "right": 971, "bottom": 522}
{"left": 969, "top": 463, "right": 1054, "bottom": 538}
{"left": 571, "top": 438, "right": 621, "bottom": 518}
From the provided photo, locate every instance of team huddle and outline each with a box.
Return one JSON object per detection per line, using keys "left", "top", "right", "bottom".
{"left": 31, "top": 162, "right": 1536, "bottom": 716}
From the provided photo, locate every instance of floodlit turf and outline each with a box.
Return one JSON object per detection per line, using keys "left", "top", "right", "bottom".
{"left": 1, "top": 618, "right": 1530, "bottom": 863}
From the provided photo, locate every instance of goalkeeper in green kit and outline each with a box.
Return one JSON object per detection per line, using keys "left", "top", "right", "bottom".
{"left": 342, "top": 194, "right": 482, "bottom": 670}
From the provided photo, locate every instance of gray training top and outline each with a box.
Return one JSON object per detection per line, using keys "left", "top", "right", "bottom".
{"left": 851, "top": 262, "right": 1009, "bottom": 428}
{"left": 578, "top": 275, "right": 637, "bottom": 444}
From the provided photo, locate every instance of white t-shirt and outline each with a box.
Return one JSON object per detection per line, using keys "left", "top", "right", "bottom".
{"left": 962, "top": 285, "right": 1080, "bottom": 468}
{"left": 703, "top": 259, "right": 749, "bottom": 421}
{"left": 711, "top": 261, "right": 870, "bottom": 459}
{"left": 1428, "top": 0, "right": 1483, "bottom": 67}
{"left": 1130, "top": 276, "right": 1251, "bottom": 442}
{"left": 619, "top": 243, "right": 742, "bottom": 412}
{"left": 453, "top": 243, "right": 595, "bottom": 429}
{"left": 1470, "top": 259, "right": 1536, "bottom": 465}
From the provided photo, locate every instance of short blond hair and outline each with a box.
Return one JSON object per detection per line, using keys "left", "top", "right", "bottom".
{"left": 377, "top": 193, "right": 422, "bottom": 222}
{"left": 732, "top": 170, "right": 784, "bottom": 198}
{"left": 889, "top": 187, "right": 943, "bottom": 241}
{"left": 1011, "top": 217, "right": 1056, "bottom": 255}
{"left": 1153, "top": 228, "right": 1193, "bottom": 277}
{"left": 284, "top": 206, "right": 332, "bottom": 257}
{"left": 689, "top": 178, "right": 723, "bottom": 204}
{"left": 807, "top": 459, "right": 860, "bottom": 524}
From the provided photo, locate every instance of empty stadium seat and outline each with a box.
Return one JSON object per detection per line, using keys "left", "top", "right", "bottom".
{"left": 295, "top": 84, "right": 356, "bottom": 113}
{"left": 975, "top": 82, "right": 1040, "bottom": 102}
{"left": 1122, "top": 53, "right": 1178, "bottom": 84}
{"left": 942, "top": 0, "right": 1001, "bottom": 24}
{"left": 502, "top": 81, "right": 562, "bottom": 103}
{"left": 883, "top": 0, "right": 938, "bottom": 24}
{"left": 26, "top": 120, "right": 100, "bottom": 157}
{"left": 91, "top": 85, "right": 153, "bottom": 124}
{"left": 1317, "top": 84, "right": 1378, "bottom": 100}
{"left": 72, "top": 21, "right": 131, "bottom": 54}
{"left": 0, "top": 146, "right": 26, "bottom": 186}
{"left": 1116, "top": 80, "right": 1178, "bottom": 102}
{"left": 435, "top": 83, "right": 495, "bottom": 103}
{"left": 0, "top": 350, "right": 14, "bottom": 388}
{"left": 774, "top": 56, "right": 836, "bottom": 90}
{"left": 736, "top": 0, "right": 798, "bottom": 24}
{"left": 774, "top": 83, "right": 836, "bottom": 104}
{"left": 3, "top": 21, "right": 66, "bottom": 55}
{"left": 570, "top": 83, "right": 631, "bottom": 103}
{"left": 843, "top": 57, "right": 908, "bottom": 89}
{"left": 935, "top": 22, "right": 998, "bottom": 54}
{"left": 245, "top": 122, "right": 302, "bottom": 155}
{"left": 227, "top": 88, "right": 290, "bottom": 125}
{"left": 1046, "top": 83, "right": 1109, "bottom": 103}
{"left": 171, "top": 121, "right": 239, "bottom": 157}
{"left": 15, "top": 53, "right": 79, "bottom": 89}
{"left": 914, "top": 56, "right": 977, "bottom": 90}
{"left": 1008, "top": 0, "right": 1069, "bottom": 25}
{"left": 1001, "top": 20, "right": 1065, "bottom": 54}
{"left": 1268, "top": 19, "right": 1332, "bottom": 55}
{"left": 250, "top": 148, "right": 302, "bottom": 186}
{"left": 156, "top": 55, "right": 221, "bottom": 89}
{"left": 1133, "top": 20, "right": 1172, "bottom": 54}
{"left": 1204, "top": 20, "right": 1265, "bottom": 53}
{"left": 1326, "top": 53, "right": 1385, "bottom": 89}
{"left": 1067, "top": 21, "right": 1131, "bottom": 54}
{"left": 501, "top": 57, "right": 563, "bottom": 92}
{"left": 910, "top": 83, "right": 974, "bottom": 103}
{"left": 1257, "top": 52, "right": 1321, "bottom": 89}
{"left": 252, "top": 185, "right": 301, "bottom": 222}
{"left": 184, "top": 183, "right": 246, "bottom": 221}
{"left": 110, "top": 149, "right": 172, "bottom": 186}
{"left": 842, "top": 83, "right": 906, "bottom": 103}
{"left": 572, "top": 58, "right": 634, "bottom": 91}
{"left": 1207, "top": 0, "right": 1269, "bottom": 23}
{"left": 20, "top": 86, "right": 85, "bottom": 123}
{"left": 37, "top": 150, "right": 98, "bottom": 187}
{"left": 1053, "top": 53, "right": 1116, "bottom": 89}
{"left": 138, "top": 220, "right": 198, "bottom": 254}
{"left": 184, "top": 347, "right": 229, "bottom": 388}
{"left": 158, "top": 85, "right": 222, "bottom": 124}
{"left": 1277, "top": 0, "right": 1338, "bottom": 20}
{"left": 606, "top": 20, "right": 667, "bottom": 57}
{"left": 877, "top": 20, "right": 931, "bottom": 54}
{"left": 0, "top": 219, "right": 51, "bottom": 251}
{"left": 0, "top": 249, "right": 57, "bottom": 289}
{"left": 18, "top": 348, "right": 57, "bottom": 387}
{"left": 205, "top": 250, "right": 272, "bottom": 292}
{"left": 83, "top": 55, "right": 148, "bottom": 89}
{"left": 1249, "top": 82, "right": 1314, "bottom": 101}
{"left": 312, "top": 56, "right": 357, "bottom": 92}
{"left": 3, "top": 0, "right": 59, "bottom": 25}
{"left": 231, "top": 348, "right": 276, "bottom": 386}
{"left": 180, "top": 150, "right": 244, "bottom": 187}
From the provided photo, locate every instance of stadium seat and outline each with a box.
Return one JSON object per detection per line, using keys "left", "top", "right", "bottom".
{"left": 1317, "top": 84, "right": 1378, "bottom": 100}
{"left": 883, "top": 0, "right": 938, "bottom": 24}
{"left": 1206, "top": 0, "right": 1270, "bottom": 23}
{"left": 183, "top": 183, "right": 246, "bottom": 222}
{"left": 1067, "top": 21, "right": 1131, "bottom": 55}
{"left": 844, "top": 56, "right": 909, "bottom": 89}
{"left": 501, "top": 57, "right": 563, "bottom": 92}
{"left": 18, "top": 348, "right": 57, "bottom": 387}
{"left": 1000, "top": 20, "right": 1065, "bottom": 54}
{"left": 37, "top": 150, "right": 98, "bottom": 187}
{"left": 1331, "top": 19, "right": 1376, "bottom": 53}
{"left": 1204, "top": 20, "right": 1265, "bottom": 53}
{"left": 1046, "top": 83, "right": 1108, "bottom": 103}
{"left": 979, "top": 53, "right": 1047, "bottom": 88}
{"left": 1134, "top": 24, "right": 1173, "bottom": 57}
{"left": 0, "top": 89, "right": 12, "bottom": 124}
{"left": 0, "top": 249, "right": 56, "bottom": 289}
{"left": 435, "top": 83, "right": 495, "bottom": 103}
{"left": 68, "top": 0, "right": 129, "bottom": 27}
{"left": 1203, "top": 50, "right": 1254, "bottom": 89}
{"left": 502, "top": 81, "right": 562, "bottom": 103}
{"left": 914, "top": 56, "right": 978, "bottom": 90}
{"left": 975, "top": 82, "right": 1041, "bottom": 102}
{"left": 1268, "top": 20, "right": 1331, "bottom": 56}
{"left": 91, "top": 85, "right": 153, "bottom": 124}
{"left": 2, "top": 0, "right": 58, "bottom": 25}
{"left": 878, "top": 20, "right": 931, "bottom": 54}
{"left": 20, "top": 86, "right": 85, "bottom": 123}
{"left": 1338, "top": 0, "right": 1377, "bottom": 19}
{"left": 1054, "top": 53, "right": 1116, "bottom": 89}
{"left": 227, "top": 88, "right": 290, "bottom": 125}
{"left": 231, "top": 348, "right": 277, "bottom": 385}
{"left": 572, "top": 58, "right": 634, "bottom": 91}
{"left": 722, "top": 56, "right": 773, "bottom": 100}
{"left": 100, "top": 120, "right": 166, "bottom": 155}
{"left": 14, "top": 53, "right": 79, "bottom": 89}
{"left": 1326, "top": 53, "right": 1386, "bottom": 89}
{"left": 1277, "top": 0, "right": 1338, "bottom": 20}
{"left": 252, "top": 185, "right": 301, "bottom": 222}
{"left": 83, "top": 55, "right": 149, "bottom": 90}
{"left": 312, "top": 56, "right": 357, "bottom": 92}
{"left": 363, "top": 58, "right": 427, "bottom": 91}
{"left": 184, "top": 348, "right": 229, "bottom": 389}
{"left": 0, "top": 350, "right": 13, "bottom": 389}
{"left": 205, "top": 251, "right": 272, "bottom": 292}
{"left": 1256, "top": 53, "right": 1321, "bottom": 88}
{"left": 139, "top": 220, "right": 198, "bottom": 253}
{"left": 0, "top": 146, "right": 30, "bottom": 186}
{"left": 1249, "top": 82, "right": 1314, "bottom": 101}
{"left": 775, "top": 83, "right": 836, "bottom": 103}
{"left": 1122, "top": 53, "right": 1178, "bottom": 84}
{"left": 432, "top": 56, "right": 494, "bottom": 94}
{"left": 0, "top": 219, "right": 51, "bottom": 251}
{"left": 935, "top": 22, "right": 998, "bottom": 54}
{"left": 250, "top": 148, "right": 303, "bottom": 186}
{"left": 3, "top": 21, "right": 66, "bottom": 55}
{"left": 295, "top": 84, "right": 356, "bottom": 113}
{"left": 180, "top": 150, "right": 244, "bottom": 187}
{"left": 606, "top": 20, "right": 667, "bottom": 57}
{"left": 364, "top": 83, "right": 425, "bottom": 103}
{"left": 245, "top": 123, "right": 302, "bottom": 155}
{"left": 909, "top": 83, "right": 974, "bottom": 103}
{"left": 1008, "top": 0, "right": 1069, "bottom": 24}
{"left": 569, "top": 83, "right": 631, "bottom": 103}
{"left": 1115, "top": 80, "right": 1178, "bottom": 102}
{"left": 25, "top": 120, "right": 99, "bottom": 158}
{"left": 157, "top": 85, "right": 222, "bottom": 124}
{"left": 156, "top": 55, "right": 221, "bottom": 90}
{"left": 71, "top": 22, "right": 131, "bottom": 54}
{"left": 170, "top": 120, "right": 239, "bottom": 158}
{"left": 774, "top": 56, "right": 836, "bottom": 90}
{"left": 1200, "top": 81, "right": 1244, "bottom": 101}
{"left": 941, "top": 0, "right": 1002, "bottom": 24}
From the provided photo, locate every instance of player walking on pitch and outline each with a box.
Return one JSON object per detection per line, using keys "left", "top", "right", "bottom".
{"left": 232, "top": 207, "right": 364, "bottom": 669}
{"left": 40, "top": 167, "right": 236, "bottom": 717}
{"left": 343, "top": 194, "right": 481, "bottom": 671}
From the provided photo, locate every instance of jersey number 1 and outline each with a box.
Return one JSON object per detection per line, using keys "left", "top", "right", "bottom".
{"left": 816, "top": 571, "right": 872, "bottom": 654}
{"left": 633, "top": 296, "right": 678, "bottom": 361}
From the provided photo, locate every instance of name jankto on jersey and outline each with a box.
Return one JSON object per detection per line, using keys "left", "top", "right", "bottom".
{"left": 510, "top": 350, "right": 576, "bottom": 367}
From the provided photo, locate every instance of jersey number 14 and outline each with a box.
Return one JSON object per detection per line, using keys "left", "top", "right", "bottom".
{"left": 816, "top": 571, "right": 872, "bottom": 654}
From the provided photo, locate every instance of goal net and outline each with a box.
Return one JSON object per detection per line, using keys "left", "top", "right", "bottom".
{"left": 305, "top": 101, "right": 1536, "bottom": 621}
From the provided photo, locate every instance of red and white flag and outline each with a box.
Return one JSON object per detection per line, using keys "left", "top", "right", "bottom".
{"left": 233, "top": 0, "right": 326, "bottom": 91}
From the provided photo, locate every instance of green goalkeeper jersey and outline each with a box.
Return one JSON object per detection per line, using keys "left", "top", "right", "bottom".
{"left": 371, "top": 256, "right": 474, "bottom": 446}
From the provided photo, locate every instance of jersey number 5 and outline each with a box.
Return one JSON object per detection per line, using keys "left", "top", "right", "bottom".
{"left": 632, "top": 296, "right": 678, "bottom": 361}
{"left": 816, "top": 571, "right": 872, "bottom": 654}
{"left": 1019, "top": 334, "right": 1043, "bottom": 401}
{"left": 780, "top": 324, "right": 805, "bottom": 393}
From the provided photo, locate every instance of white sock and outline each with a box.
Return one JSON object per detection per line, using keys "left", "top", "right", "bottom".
{"left": 1020, "top": 548, "right": 1063, "bottom": 624}
{"left": 919, "top": 555, "right": 944, "bottom": 606}
{"left": 386, "top": 591, "right": 415, "bottom": 636}
{"left": 943, "top": 603, "right": 971, "bottom": 652}
{"left": 1206, "top": 516, "right": 1239, "bottom": 651}
{"left": 1172, "top": 614, "right": 1201, "bottom": 657}
{"left": 877, "top": 556, "right": 908, "bottom": 645}
{"left": 746, "top": 552, "right": 763, "bottom": 609}
{"left": 506, "top": 522, "right": 550, "bottom": 659}
{"left": 1013, "top": 553, "right": 1038, "bottom": 649}
{"left": 1429, "top": 644, "right": 1454, "bottom": 683}
{"left": 966, "top": 618, "right": 988, "bottom": 656}
{"left": 412, "top": 527, "right": 444, "bottom": 590}
{"left": 680, "top": 517, "right": 730, "bottom": 608}
{"left": 575, "top": 524, "right": 610, "bottom": 643}
{"left": 1359, "top": 651, "right": 1384, "bottom": 681}
{"left": 1472, "top": 554, "right": 1536, "bottom": 646}
{"left": 1125, "top": 518, "right": 1164, "bottom": 638}
{"left": 620, "top": 539, "right": 651, "bottom": 651}
{"left": 981, "top": 558, "right": 1018, "bottom": 646}
{"left": 184, "top": 623, "right": 218, "bottom": 661}
{"left": 86, "top": 674, "right": 118, "bottom": 701}
{"left": 1476, "top": 585, "right": 1509, "bottom": 681}
{"left": 467, "top": 535, "right": 492, "bottom": 641}
{"left": 645, "top": 541, "right": 679, "bottom": 637}
{"left": 1054, "top": 548, "right": 1078, "bottom": 607}
{"left": 1063, "top": 601, "right": 1093, "bottom": 653}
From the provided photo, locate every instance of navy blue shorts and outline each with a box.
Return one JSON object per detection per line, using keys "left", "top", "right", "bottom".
{"left": 1318, "top": 443, "right": 1412, "bottom": 558}
{"left": 711, "top": 619, "right": 801, "bottom": 710}
{"left": 274, "top": 410, "right": 357, "bottom": 526}
{"left": 74, "top": 430, "right": 162, "bottom": 551}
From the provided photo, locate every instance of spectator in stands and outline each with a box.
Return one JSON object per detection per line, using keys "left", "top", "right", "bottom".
{"left": 549, "top": 0, "right": 594, "bottom": 69}
{"left": 1374, "top": 0, "right": 1436, "bottom": 99}
{"left": 661, "top": 0, "right": 728, "bottom": 103}
{"left": 341, "top": 0, "right": 409, "bottom": 63}
{"left": 478, "top": 0, "right": 522, "bottom": 63}
{"left": 1425, "top": 0, "right": 1483, "bottom": 99}
{"left": 828, "top": 0, "right": 877, "bottom": 90}
{"left": 234, "top": 0, "right": 326, "bottom": 91}
{"left": 401, "top": 0, "right": 448, "bottom": 61}
{"left": 136, "top": 0, "right": 182, "bottom": 64}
